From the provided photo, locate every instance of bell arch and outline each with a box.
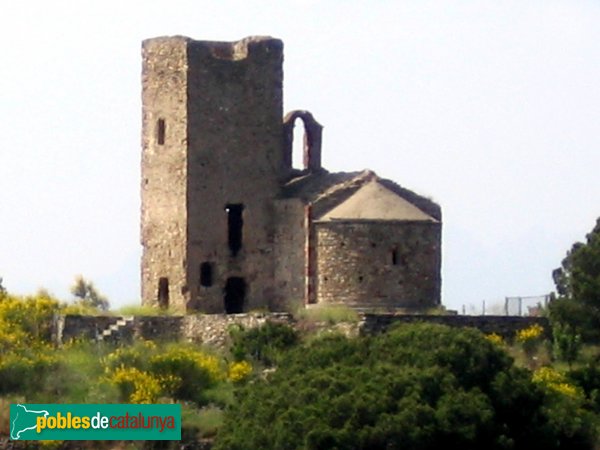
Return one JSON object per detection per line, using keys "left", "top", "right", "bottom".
{"left": 283, "top": 110, "right": 323, "bottom": 172}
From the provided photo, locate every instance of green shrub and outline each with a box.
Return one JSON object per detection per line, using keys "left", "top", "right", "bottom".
{"left": 568, "top": 364, "right": 600, "bottom": 413}
{"left": 215, "top": 323, "right": 597, "bottom": 450}
{"left": 102, "top": 340, "right": 225, "bottom": 405}
{"left": 230, "top": 321, "right": 299, "bottom": 366}
{"left": 0, "top": 352, "right": 57, "bottom": 397}
{"left": 148, "top": 346, "right": 223, "bottom": 404}
{"left": 553, "top": 323, "right": 582, "bottom": 368}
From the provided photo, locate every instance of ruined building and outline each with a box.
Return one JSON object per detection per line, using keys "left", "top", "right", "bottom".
{"left": 141, "top": 36, "right": 442, "bottom": 313}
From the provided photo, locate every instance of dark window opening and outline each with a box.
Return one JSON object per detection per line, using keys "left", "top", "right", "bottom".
{"left": 157, "top": 118, "right": 166, "bottom": 145}
{"left": 225, "top": 204, "right": 244, "bottom": 256}
{"left": 358, "top": 276, "right": 364, "bottom": 283}
{"left": 224, "top": 277, "right": 246, "bottom": 314}
{"left": 158, "top": 277, "right": 169, "bottom": 308}
{"left": 200, "top": 262, "right": 213, "bottom": 287}
{"left": 392, "top": 249, "right": 399, "bottom": 266}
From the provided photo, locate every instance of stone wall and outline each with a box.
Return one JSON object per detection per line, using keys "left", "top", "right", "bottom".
{"left": 273, "top": 198, "right": 307, "bottom": 311}
{"left": 314, "top": 221, "right": 441, "bottom": 308}
{"left": 53, "top": 313, "right": 548, "bottom": 347}
{"left": 53, "top": 313, "right": 293, "bottom": 348}
{"left": 182, "top": 313, "right": 293, "bottom": 348}
{"left": 55, "top": 315, "right": 185, "bottom": 344}
{"left": 141, "top": 37, "right": 190, "bottom": 311}
{"left": 185, "top": 37, "right": 284, "bottom": 314}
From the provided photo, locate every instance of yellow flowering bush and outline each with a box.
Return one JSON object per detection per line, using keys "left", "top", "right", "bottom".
{"left": 103, "top": 342, "right": 227, "bottom": 405}
{"left": 0, "top": 294, "right": 60, "bottom": 396}
{"left": 0, "top": 323, "right": 27, "bottom": 354}
{"left": 516, "top": 324, "right": 545, "bottom": 356}
{"left": 485, "top": 333, "right": 504, "bottom": 346}
{"left": 156, "top": 373, "right": 182, "bottom": 397}
{"left": 516, "top": 324, "right": 544, "bottom": 342}
{"left": 149, "top": 347, "right": 224, "bottom": 404}
{"left": 150, "top": 348, "right": 224, "bottom": 382}
{"left": 0, "top": 294, "right": 59, "bottom": 343}
{"left": 109, "top": 366, "right": 162, "bottom": 404}
{"left": 532, "top": 367, "right": 582, "bottom": 399}
{"left": 103, "top": 340, "right": 157, "bottom": 372}
{"left": 228, "top": 361, "right": 252, "bottom": 383}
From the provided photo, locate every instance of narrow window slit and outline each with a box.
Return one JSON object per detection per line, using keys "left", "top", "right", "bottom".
{"left": 200, "top": 262, "right": 213, "bottom": 287}
{"left": 225, "top": 204, "right": 244, "bottom": 256}
{"left": 157, "top": 277, "right": 169, "bottom": 308}
{"left": 157, "top": 118, "right": 166, "bottom": 145}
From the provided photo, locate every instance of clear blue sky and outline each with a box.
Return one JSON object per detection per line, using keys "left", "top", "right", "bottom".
{"left": 1, "top": 0, "right": 599, "bottom": 312}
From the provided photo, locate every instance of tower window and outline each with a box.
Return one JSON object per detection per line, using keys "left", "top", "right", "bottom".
{"left": 225, "top": 204, "right": 244, "bottom": 257}
{"left": 200, "top": 262, "right": 213, "bottom": 287}
{"left": 157, "top": 118, "right": 166, "bottom": 145}
{"left": 157, "top": 277, "right": 169, "bottom": 308}
{"left": 392, "top": 249, "right": 399, "bottom": 266}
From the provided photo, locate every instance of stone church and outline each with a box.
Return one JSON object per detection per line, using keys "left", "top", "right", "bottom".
{"left": 141, "top": 36, "right": 442, "bottom": 313}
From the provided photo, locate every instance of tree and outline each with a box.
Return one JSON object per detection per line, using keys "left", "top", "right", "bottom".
{"left": 214, "top": 323, "right": 596, "bottom": 450}
{"left": 552, "top": 323, "right": 582, "bottom": 368}
{"left": 550, "top": 218, "right": 600, "bottom": 341}
{"left": 70, "top": 275, "right": 110, "bottom": 311}
{"left": 0, "top": 277, "right": 6, "bottom": 299}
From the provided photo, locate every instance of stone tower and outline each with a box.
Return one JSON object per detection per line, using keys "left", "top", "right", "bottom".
{"left": 141, "top": 36, "right": 285, "bottom": 313}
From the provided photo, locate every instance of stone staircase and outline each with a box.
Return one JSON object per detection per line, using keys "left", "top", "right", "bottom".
{"left": 97, "top": 316, "right": 135, "bottom": 342}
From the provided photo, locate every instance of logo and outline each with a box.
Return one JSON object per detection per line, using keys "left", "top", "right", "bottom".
{"left": 10, "top": 404, "right": 181, "bottom": 441}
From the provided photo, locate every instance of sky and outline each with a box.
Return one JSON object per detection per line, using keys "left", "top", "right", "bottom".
{"left": 1, "top": 0, "right": 598, "bottom": 313}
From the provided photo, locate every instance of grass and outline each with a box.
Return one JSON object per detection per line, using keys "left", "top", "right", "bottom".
{"left": 507, "top": 343, "right": 553, "bottom": 371}
{"left": 182, "top": 404, "right": 224, "bottom": 439}
{"left": 204, "top": 383, "right": 235, "bottom": 408}
{"left": 41, "top": 341, "right": 117, "bottom": 403}
{"left": 295, "top": 304, "right": 360, "bottom": 324}
{"left": 113, "top": 304, "right": 179, "bottom": 316}
{"left": 62, "top": 302, "right": 110, "bottom": 316}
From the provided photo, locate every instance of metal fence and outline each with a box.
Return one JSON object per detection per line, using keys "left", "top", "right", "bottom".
{"left": 461, "top": 294, "right": 551, "bottom": 317}
{"left": 504, "top": 295, "right": 550, "bottom": 317}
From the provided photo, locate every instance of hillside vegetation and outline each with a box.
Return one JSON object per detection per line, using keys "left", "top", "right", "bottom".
{"left": 2, "top": 288, "right": 600, "bottom": 449}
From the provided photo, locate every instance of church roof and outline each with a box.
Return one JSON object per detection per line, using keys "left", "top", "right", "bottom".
{"left": 281, "top": 169, "right": 441, "bottom": 222}
{"left": 319, "top": 180, "right": 437, "bottom": 222}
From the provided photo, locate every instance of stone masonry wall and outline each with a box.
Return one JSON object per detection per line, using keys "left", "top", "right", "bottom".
{"left": 141, "top": 37, "right": 190, "bottom": 310}
{"left": 273, "top": 198, "right": 307, "bottom": 311}
{"left": 315, "top": 221, "right": 441, "bottom": 308}
{"left": 53, "top": 314, "right": 292, "bottom": 349}
{"left": 185, "top": 37, "right": 284, "bottom": 314}
{"left": 54, "top": 313, "right": 548, "bottom": 348}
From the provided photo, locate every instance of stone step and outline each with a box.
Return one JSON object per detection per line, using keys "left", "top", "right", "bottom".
{"left": 97, "top": 316, "right": 135, "bottom": 341}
